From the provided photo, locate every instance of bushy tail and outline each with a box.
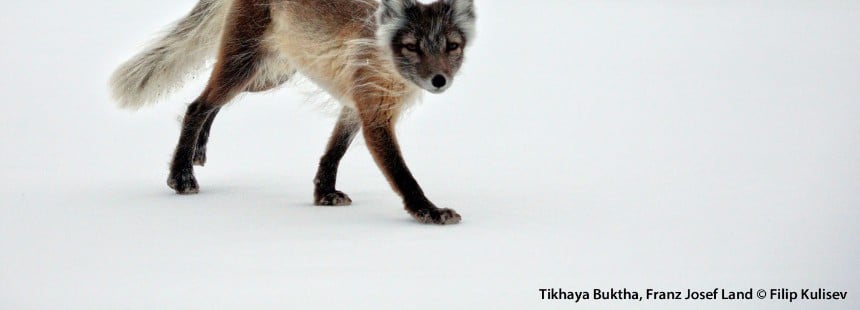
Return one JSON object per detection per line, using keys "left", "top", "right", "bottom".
{"left": 110, "top": 0, "right": 230, "bottom": 109}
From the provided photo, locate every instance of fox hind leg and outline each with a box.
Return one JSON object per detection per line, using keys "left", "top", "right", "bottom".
{"left": 167, "top": 0, "right": 271, "bottom": 194}
{"left": 314, "top": 108, "right": 360, "bottom": 206}
{"left": 193, "top": 61, "right": 294, "bottom": 167}
{"left": 193, "top": 107, "right": 219, "bottom": 167}
{"left": 168, "top": 80, "right": 253, "bottom": 194}
{"left": 168, "top": 99, "right": 220, "bottom": 194}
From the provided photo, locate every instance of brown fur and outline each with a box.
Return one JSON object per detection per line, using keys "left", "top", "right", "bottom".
{"left": 169, "top": 0, "right": 272, "bottom": 193}
{"left": 313, "top": 108, "right": 360, "bottom": 206}
{"left": 167, "top": 0, "right": 463, "bottom": 224}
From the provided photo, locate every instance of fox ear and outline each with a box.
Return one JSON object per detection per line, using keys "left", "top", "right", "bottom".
{"left": 377, "top": 0, "right": 418, "bottom": 25}
{"left": 376, "top": 0, "right": 417, "bottom": 46}
{"left": 449, "top": 0, "right": 476, "bottom": 42}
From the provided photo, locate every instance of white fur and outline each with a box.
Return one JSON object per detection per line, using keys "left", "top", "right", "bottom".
{"left": 109, "top": 0, "right": 230, "bottom": 109}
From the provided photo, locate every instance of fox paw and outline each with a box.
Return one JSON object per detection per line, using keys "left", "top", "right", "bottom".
{"left": 315, "top": 191, "right": 352, "bottom": 206}
{"left": 410, "top": 208, "right": 461, "bottom": 225}
{"left": 167, "top": 169, "right": 199, "bottom": 195}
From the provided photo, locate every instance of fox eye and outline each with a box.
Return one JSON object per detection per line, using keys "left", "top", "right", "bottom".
{"left": 446, "top": 43, "right": 460, "bottom": 51}
{"left": 403, "top": 44, "right": 418, "bottom": 52}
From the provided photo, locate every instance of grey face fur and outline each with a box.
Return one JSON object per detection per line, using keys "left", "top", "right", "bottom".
{"left": 377, "top": 0, "right": 476, "bottom": 94}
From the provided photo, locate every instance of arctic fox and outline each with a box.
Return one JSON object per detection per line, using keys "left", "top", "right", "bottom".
{"left": 109, "top": 0, "right": 476, "bottom": 225}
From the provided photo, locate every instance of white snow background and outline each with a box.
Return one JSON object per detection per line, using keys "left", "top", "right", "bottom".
{"left": 1, "top": 0, "right": 858, "bottom": 309}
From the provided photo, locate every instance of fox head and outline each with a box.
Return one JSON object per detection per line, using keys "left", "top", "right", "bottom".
{"left": 376, "top": 0, "right": 476, "bottom": 94}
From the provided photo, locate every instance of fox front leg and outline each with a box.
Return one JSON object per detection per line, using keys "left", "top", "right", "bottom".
{"left": 313, "top": 108, "right": 360, "bottom": 206}
{"left": 356, "top": 107, "right": 461, "bottom": 225}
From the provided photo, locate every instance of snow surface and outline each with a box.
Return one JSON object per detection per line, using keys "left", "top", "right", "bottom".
{"left": 2, "top": 0, "right": 859, "bottom": 309}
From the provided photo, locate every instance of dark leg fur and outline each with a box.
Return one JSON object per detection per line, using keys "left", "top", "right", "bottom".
{"left": 164, "top": 0, "right": 458, "bottom": 225}
{"left": 359, "top": 117, "right": 461, "bottom": 224}
{"left": 167, "top": 0, "right": 270, "bottom": 194}
{"left": 314, "top": 108, "right": 360, "bottom": 206}
{"left": 193, "top": 107, "right": 220, "bottom": 166}
{"left": 168, "top": 101, "right": 213, "bottom": 194}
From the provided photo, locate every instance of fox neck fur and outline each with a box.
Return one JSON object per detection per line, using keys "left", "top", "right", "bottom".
{"left": 265, "top": 0, "right": 416, "bottom": 112}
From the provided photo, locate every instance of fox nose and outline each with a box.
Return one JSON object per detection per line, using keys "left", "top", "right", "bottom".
{"left": 431, "top": 75, "right": 447, "bottom": 88}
